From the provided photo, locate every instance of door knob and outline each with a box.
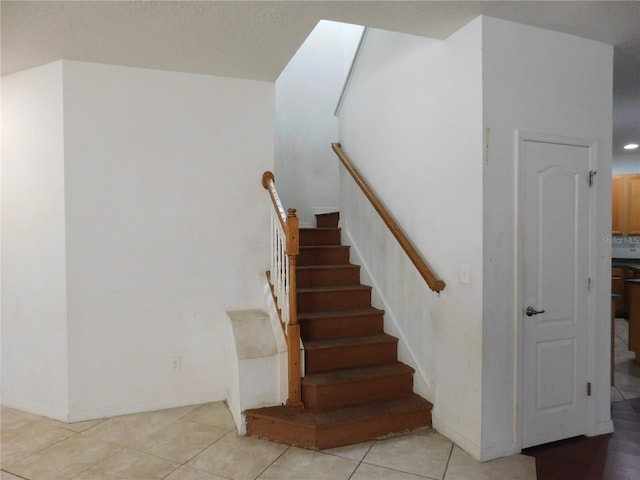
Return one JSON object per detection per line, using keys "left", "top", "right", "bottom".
{"left": 525, "top": 306, "right": 546, "bottom": 317}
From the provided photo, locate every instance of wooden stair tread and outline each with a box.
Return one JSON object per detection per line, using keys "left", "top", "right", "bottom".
{"left": 302, "top": 363, "right": 414, "bottom": 386}
{"left": 297, "top": 264, "right": 359, "bottom": 271}
{"left": 300, "top": 227, "right": 341, "bottom": 233}
{"left": 304, "top": 333, "right": 397, "bottom": 350}
{"left": 246, "top": 393, "right": 431, "bottom": 428}
{"left": 247, "top": 210, "right": 434, "bottom": 449}
{"left": 298, "top": 284, "right": 371, "bottom": 293}
{"left": 298, "top": 307, "right": 384, "bottom": 320}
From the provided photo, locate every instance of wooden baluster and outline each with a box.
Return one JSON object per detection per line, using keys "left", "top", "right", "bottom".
{"left": 262, "top": 172, "right": 303, "bottom": 408}
{"left": 285, "top": 208, "right": 302, "bottom": 408}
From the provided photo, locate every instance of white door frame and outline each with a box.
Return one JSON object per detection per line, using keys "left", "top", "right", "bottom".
{"left": 515, "top": 130, "right": 598, "bottom": 449}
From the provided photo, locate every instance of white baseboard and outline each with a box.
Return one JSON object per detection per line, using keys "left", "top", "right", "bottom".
{"left": 589, "top": 419, "right": 614, "bottom": 436}
{"left": 342, "top": 226, "right": 434, "bottom": 401}
{"left": 66, "top": 392, "right": 223, "bottom": 422}
{"left": 433, "top": 413, "right": 482, "bottom": 461}
{"left": 311, "top": 206, "right": 339, "bottom": 216}
{"left": 480, "top": 440, "right": 520, "bottom": 462}
{"left": 0, "top": 396, "right": 69, "bottom": 422}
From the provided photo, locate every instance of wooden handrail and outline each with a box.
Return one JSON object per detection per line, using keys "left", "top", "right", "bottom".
{"left": 331, "top": 143, "right": 446, "bottom": 293}
{"left": 262, "top": 171, "right": 287, "bottom": 231}
{"left": 262, "top": 171, "right": 303, "bottom": 408}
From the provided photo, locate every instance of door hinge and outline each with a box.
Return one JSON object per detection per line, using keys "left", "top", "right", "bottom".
{"left": 587, "top": 382, "right": 592, "bottom": 396}
{"left": 588, "top": 170, "right": 597, "bottom": 186}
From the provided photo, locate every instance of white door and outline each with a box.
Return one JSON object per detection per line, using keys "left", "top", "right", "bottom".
{"left": 520, "top": 138, "right": 592, "bottom": 449}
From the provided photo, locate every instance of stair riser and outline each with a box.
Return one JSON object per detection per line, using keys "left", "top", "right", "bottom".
{"left": 302, "top": 374, "right": 414, "bottom": 409}
{"left": 245, "top": 407, "right": 432, "bottom": 450}
{"left": 298, "top": 289, "right": 371, "bottom": 313}
{"left": 300, "top": 314, "right": 384, "bottom": 341}
{"left": 315, "top": 408, "right": 431, "bottom": 449}
{"left": 315, "top": 212, "right": 340, "bottom": 228}
{"left": 298, "top": 247, "right": 350, "bottom": 266}
{"left": 300, "top": 229, "right": 341, "bottom": 246}
{"left": 297, "top": 267, "right": 361, "bottom": 288}
{"left": 305, "top": 343, "right": 397, "bottom": 374}
{"left": 246, "top": 416, "right": 315, "bottom": 448}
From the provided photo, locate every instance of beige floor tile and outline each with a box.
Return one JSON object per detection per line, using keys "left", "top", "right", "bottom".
{"left": 1, "top": 471, "right": 24, "bottom": 480}
{"left": 322, "top": 440, "right": 374, "bottom": 461}
{"left": 0, "top": 407, "right": 41, "bottom": 433}
{"left": 614, "top": 339, "right": 635, "bottom": 363}
{"left": 613, "top": 321, "right": 640, "bottom": 400}
{"left": 164, "top": 465, "right": 229, "bottom": 480}
{"left": 183, "top": 402, "right": 236, "bottom": 431}
{"left": 612, "top": 385, "right": 625, "bottom": 402}
{"left": 364, "top": 433, "right": 453, "bottom": 479}
{"left": 82, "top": 411, "right": 177, "bottom": 450}
{"left": 413, "top": 427, "right": 451, "bottom": 442}
{"left": 73, "top": 448, "right": 180, "bottom": 480}
{"left": 444, "top": 446, "right": 536, "bottom": 480}
{"left": 351, "top": 462, "right": 430, "bottom": 479}
{"left": 615, "top": 361, "right": 640, "bottom": 399}
{"left": 3, "top": 433, "right": 122, "bottom": 480}
{"left": 187, "top": 431, "right": 288, "bottom": 480}
{"left": 43, "top": 417, "right": 106, "bottom": 433}
{"left": 145, "top": 419, "right": 228, "bottom": 463}
{"left": 0, "top": 420, "right": 75, "bottom": 466}
{"left": 442, "top": 446, "right": 489, "bottom": 480}
{"left": 258, "top": 446, "right": 358, "bottom": 479}
{"left": 615, "top": 318, "right": 629, "bottom": 342}
{"left": 486, "top": 453, "right": 536, "bottom": 480}
{"left": 157, "top": 404, "right": 203, "bottom": 418}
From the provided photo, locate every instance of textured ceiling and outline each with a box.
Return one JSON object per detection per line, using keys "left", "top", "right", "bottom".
{"left": 2, "top": 0, "right": 639, "bottom": 150}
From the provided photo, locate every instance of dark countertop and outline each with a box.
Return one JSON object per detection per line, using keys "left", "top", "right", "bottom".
{"left": 613, "top": 258, "right": 640, "bottom": 274}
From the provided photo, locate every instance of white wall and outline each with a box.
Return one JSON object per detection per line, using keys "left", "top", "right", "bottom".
{"left": 1, "top": 60, "right": 275, "bottom": 421}
{"left": 613, "top": 153, "right": 640, "bottom": 174}
{"left": 275, "top": 21, "right": 363, "bottom": 226}
{"left": 1, "top": 62, "right": 70, "bottom": 419}
{"left": 338, "top": 15, "right": 613, "bottom": 461}
{"left": 338, "top": 21, "right": 485, "bottom": 458}
{"left": 481, "top": 16, "right": 613, "bottom": 458}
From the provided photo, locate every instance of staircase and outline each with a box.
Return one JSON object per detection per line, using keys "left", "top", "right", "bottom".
{"left": 245, "top": 212, "right": 433, "bottom": 449}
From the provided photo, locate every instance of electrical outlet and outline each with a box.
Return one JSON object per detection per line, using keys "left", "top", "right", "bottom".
{"left": 171, "top": 356, "right": 181, "bottom": 372}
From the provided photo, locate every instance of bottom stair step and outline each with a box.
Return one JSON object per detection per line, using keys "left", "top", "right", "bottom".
{"left": 244, "top": 394, "right": 432, "bottom": 450}
{"left": 302, "top": 363, "right": 415, "bottom": 409}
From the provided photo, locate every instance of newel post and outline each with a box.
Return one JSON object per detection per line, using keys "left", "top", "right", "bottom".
{"left": 285, "top": 208, "right": 303, "bottom": 408}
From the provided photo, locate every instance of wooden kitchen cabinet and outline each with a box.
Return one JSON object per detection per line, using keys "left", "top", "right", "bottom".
{"left": 612, "top": 176, "right": 625, "bottom": 235}
{"left": 612, "top": 174, "right": 640, "bottom": 235}
{"left": 627, "top": 175, "right": 640, "bottom": 235}
{"left": 625, "top": 268, "right": 639, "bottom": 317}
{"left": 612, "top": 266, "right": 640, "bottom": 317}
{"left": 612, "top": 267, "right": 625, "bottom": 315}
{"left": 627, "top": 279, "right": 640, "bottom": 365}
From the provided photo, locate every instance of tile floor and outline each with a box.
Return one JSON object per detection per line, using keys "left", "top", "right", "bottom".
{"left": 611, "top": 317, "right": 640, "bottom": 401}
{"left": 3, "top": 319, "right": 636, "bottom": 480}
{"left": 1, "top": 401, "right": 536, "bottom": 480}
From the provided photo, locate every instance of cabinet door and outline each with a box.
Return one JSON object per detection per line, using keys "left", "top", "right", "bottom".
{"left": 612, "top": 175, "right": 626, "bottom": 235}
{"left": 626, "top": 174, "right": 640, "bottom": 235}
{"left": 625, "top": 269, "right": 638, "bottom": 317}
{"left": 613, "top": 269, "right": 625, "bottom": 316}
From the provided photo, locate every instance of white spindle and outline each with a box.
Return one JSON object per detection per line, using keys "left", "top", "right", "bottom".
{"left": 268, "top": 199, "right": 290, "bottom": 326}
